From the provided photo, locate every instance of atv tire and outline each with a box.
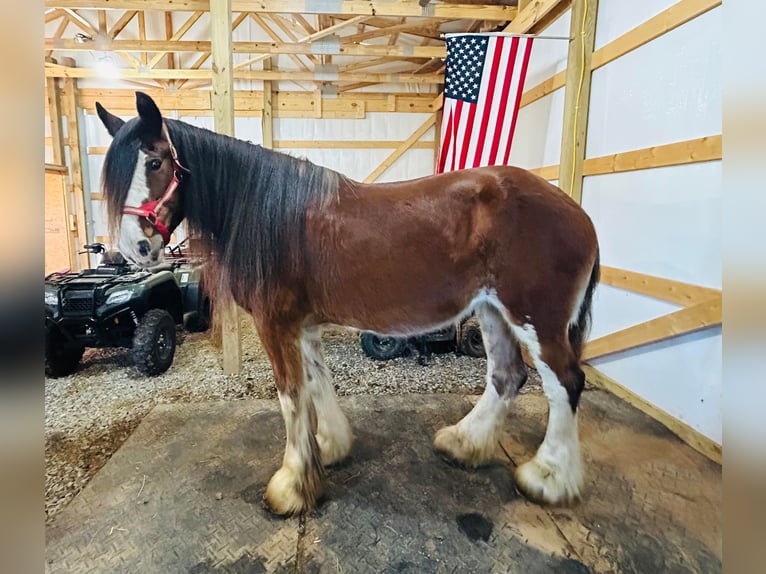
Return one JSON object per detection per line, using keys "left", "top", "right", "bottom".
{"left": 132, "top": 309, "right": 176, "bottom": 376}
{"left": 459, "top": 317, "right": 485, "bottom": 358}
{"left": 45, "top": 324, "right": 84, "bottom": 378}
{"left": 183, "top": 297, "right": 211, "bottom": 332}
{"left": 360, "top": 333, "right": 407, "bottom": 361}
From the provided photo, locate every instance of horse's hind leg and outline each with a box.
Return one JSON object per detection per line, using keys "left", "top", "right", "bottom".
{"left": 434, "top": 302, "right": 527, "bottom": 466}
{"left": 256, "top": 321, "right": 323, "bottom": 516}
{"left": 301, "top": 328, "right": 353, "bottom": 466}
{"left": 510, "top": 325, "right": 585, "bottom": 506}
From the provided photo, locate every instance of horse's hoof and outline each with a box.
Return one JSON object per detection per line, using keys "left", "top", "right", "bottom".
{"left": 514, "top": 458, "right": 583, "bottom": 507}
{"left": 433, "top": 425, "right": 494, "bottom": 468}
{"left": 264, "top": 466, "right": 313, "bottom": 516}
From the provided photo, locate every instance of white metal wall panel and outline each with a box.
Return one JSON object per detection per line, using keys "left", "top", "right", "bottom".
{"left": 594, "top": 0, "right": 676, "bottom": 50}
{"left": 583, "top": 162, "right": 722, "bottom": 288}
{"left": 509, "top": 87, "right": 565, "bottom": 169}
{"left": 582, "top": 4, "right": 722, "bottom": 442}
{"left": 587, "top": 7, "right": 722, "bottom": 157}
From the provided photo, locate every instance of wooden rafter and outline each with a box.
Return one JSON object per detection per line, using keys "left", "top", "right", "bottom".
{"left": 45, "top": 8, "right": 65, "bottom": 23}
{"left": 504, "top": 0, "right": 567, "bottom": 33}
{"left": 364, "top": 114, "right": 436, "bottom": 182}
{"left": 47, "top": 17, "right": 71, "bottom": 59}
{"left": 527, "top": 134, "right": 722, "bottom": 181}
{"left": 249, "top": 13, "right": 312, "bottom": 73}
{"left": 62, "top": 8, "right": 96, "bottom": 35}
{"left": 46, "top": 38, "right": 446, "bottom": 59}
{"left": 45, "top": 1, "right": 517, "bottom": 21}
{"left": 583, "top": 296, "right": 721, "bottom": 361}
{"left": 137, "top": 10, "right": 147, "bottom": 66}
{"left": 342, "top": 19, "right": 439, "bottom": 44}
{"left": 108, "top": 9, "right": 136, "bottom": 39}
{"left": 45, "top": 64, "right": 444, "bottom": 84}
{"left": 147, "top": 11, "right": 203, "bottom": 68}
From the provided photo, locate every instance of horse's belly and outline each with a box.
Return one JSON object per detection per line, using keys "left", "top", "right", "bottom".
{"left": 314, "top": 251, "right": 486, "bottom": 335}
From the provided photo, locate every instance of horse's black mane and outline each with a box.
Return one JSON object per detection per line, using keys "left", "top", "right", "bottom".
{"left": 103, "top": 118, "right": 346, "bottom": 307}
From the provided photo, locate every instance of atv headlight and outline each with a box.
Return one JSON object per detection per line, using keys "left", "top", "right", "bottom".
{"left": 105, "top": 289, "right": 132, "bottom": 305}
{"left": 44, "top": 291, "right": 57, "bottom": 306}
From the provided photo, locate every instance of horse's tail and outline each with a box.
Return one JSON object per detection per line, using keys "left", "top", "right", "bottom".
{"left": 568, "top": 249, "right": 600, "bottom": 362}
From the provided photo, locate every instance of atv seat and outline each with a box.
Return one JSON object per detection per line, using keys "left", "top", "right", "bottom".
{"left": 100, "top": 250, "right": 127, "bottom": 266}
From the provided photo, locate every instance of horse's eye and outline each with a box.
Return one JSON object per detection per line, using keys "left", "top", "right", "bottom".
{"left": 149, "top": 159, "right": 162, "bottom": 171}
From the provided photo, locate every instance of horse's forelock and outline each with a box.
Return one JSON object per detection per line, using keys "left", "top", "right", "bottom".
{"left": 102, "top": 120, "right": 143, "bottom": 236}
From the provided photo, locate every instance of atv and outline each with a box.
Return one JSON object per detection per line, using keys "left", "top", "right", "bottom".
{"left": 359, "top": 316, "right": 485, "bottom": 363}
{"left": 44, "top": 242, "right": 210, "bottom": 378}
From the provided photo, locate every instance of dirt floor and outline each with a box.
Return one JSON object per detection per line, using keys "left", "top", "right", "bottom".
{"left": 45, "top": 392, "right": 722, "bottom": 573}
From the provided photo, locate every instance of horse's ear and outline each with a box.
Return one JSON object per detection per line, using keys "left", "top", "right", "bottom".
{"left": 95, "top": 102, "right": 125, "bottom": 137}
{"left": 135, "top": 91, "right": 163, "bottom": 142}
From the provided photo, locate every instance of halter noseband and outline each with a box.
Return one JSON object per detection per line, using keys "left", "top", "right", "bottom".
{"left": 122, "top": 122, "right": 189, "bottom": 244}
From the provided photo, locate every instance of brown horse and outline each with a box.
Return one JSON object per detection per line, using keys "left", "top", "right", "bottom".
{"left": 96, "top": 92, "right": 599, "bottom": 516}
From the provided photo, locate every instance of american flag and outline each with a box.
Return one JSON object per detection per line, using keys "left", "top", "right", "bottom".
{"left": 437, "top": 34, "right": 534, "bottom": 173}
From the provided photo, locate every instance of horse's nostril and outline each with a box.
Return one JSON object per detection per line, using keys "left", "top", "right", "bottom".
{"left": 138, "top": 240, "right": 150, "bottom": 257}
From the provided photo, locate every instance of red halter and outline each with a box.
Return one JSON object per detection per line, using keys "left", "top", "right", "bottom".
{"left": 122, "top": 123, "right": 189, "bottom": 244}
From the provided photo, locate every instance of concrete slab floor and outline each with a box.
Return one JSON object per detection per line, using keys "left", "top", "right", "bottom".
{"left": 46, "top": 390, "right": 721, "bottom": 573}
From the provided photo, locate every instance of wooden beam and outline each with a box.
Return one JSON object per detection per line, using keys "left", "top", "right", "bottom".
{"left": 343, "top": 20, "right": 440, "bottom": 44}
{"left": 147, "top": 11, "right": 203, "bottom": 68}
{"left": 62, "top": 79, "right": 89, "bottom": 270}
{"left": 210, "top": 0, "right": 241, "bottom": 374}
{"left": 45, "top": 65, "right": 445, "bottom": 84}
{"left": 62, "top": 8, "right": 96, "bottom": 35}
{"left": 45, "top": 1, "right": 517, "bottom": 20}
{"left": 583, "top": 296, "right": 721, "bottom": 361}
{"left": 46, "top": 78, "right": 66, "bottom": 165}
{"left": 526, "top": 134, "right": 721, "bottom": 181}
{"left": 109, "top": 9, "right": 137, "bottom": 39}
{"left": 583, "top": 364, "right": 721, "bottom": 463}
{"left": 600, "top": 266, "right": 721, "bottom": 307}
{"left": 528, "top": 0, "right": 572, "bottom": 34}
{"left": 528, "top": 164, "right": 560, "bottom": 180}
{"left": 45, "top": 8, "right": 64, "bottom": 23}
{"left": 559, "top": 0, "right": 598, "bottom": 204}
{"left": 262, "top": 57, "right": 274, "bottom": 149}
{"left": 137, "top": 10, "right": 147, "bottom": 66}
{"left": 249, "top": 13, "right": 312, "bottom": 74}
{"left": 583, "top": 135, "right": 722, "bottom": 175}
{"left": 364, "top": 114, "right": 435, "bottom": 183}
{"left": 504, "top": 0, "right": 568, "bottom": 33}
{"left": 164, "top": 11, "right": 175, "bottom": 73}
{"left": 46, "top": 38, "right": 446, "bottom": 59}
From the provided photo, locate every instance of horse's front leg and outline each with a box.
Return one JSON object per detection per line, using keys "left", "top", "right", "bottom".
{"left": 301, "top": 328, "right": 353, "bottom": 466}
{"left": 256, "top": 322, "right": 323, "bottom": 516}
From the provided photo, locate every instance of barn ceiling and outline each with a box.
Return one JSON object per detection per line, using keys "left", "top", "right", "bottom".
{"left": 44, "top": 0, "right": 528, "bottom": 94}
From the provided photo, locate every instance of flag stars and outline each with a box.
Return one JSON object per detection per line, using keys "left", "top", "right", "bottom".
{"left": 444, "top": 34, "right": 490, "bottom": 102}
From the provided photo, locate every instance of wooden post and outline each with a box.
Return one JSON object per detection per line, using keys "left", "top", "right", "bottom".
{"left": 433, "top": 108, "right": 442, "bottom": 172}
{"left": 210, "top": 0, "right": 241, "bottom": 374}
{"left": 62, "top": 78, "right": 89, "bottom": 270}
{"left": 262, "top": 57, "right": 274, "bottom": 149}
{"left": 559, "top": 0, "right": 598, "bottom": 204}
{"left": 46, "top": 77, "right": 66, "bottom": 165}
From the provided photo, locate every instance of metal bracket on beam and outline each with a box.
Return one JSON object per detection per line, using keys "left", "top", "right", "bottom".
{"left": 320, "top": 84, "right": 338, "bottom": 98}
{"left": 311, "top": 35, "right": 340, "bottom": 55}
{"left": 314, "top": 64, "right": 339, "bottom": 82}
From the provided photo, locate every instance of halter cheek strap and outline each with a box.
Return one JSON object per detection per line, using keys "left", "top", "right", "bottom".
{"left": 122, "top": 122, "right": 189, "bottom": 244}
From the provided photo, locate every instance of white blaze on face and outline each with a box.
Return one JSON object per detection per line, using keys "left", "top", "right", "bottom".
{"left": 118, "top": 150, "right": 164, "bottom": 267}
